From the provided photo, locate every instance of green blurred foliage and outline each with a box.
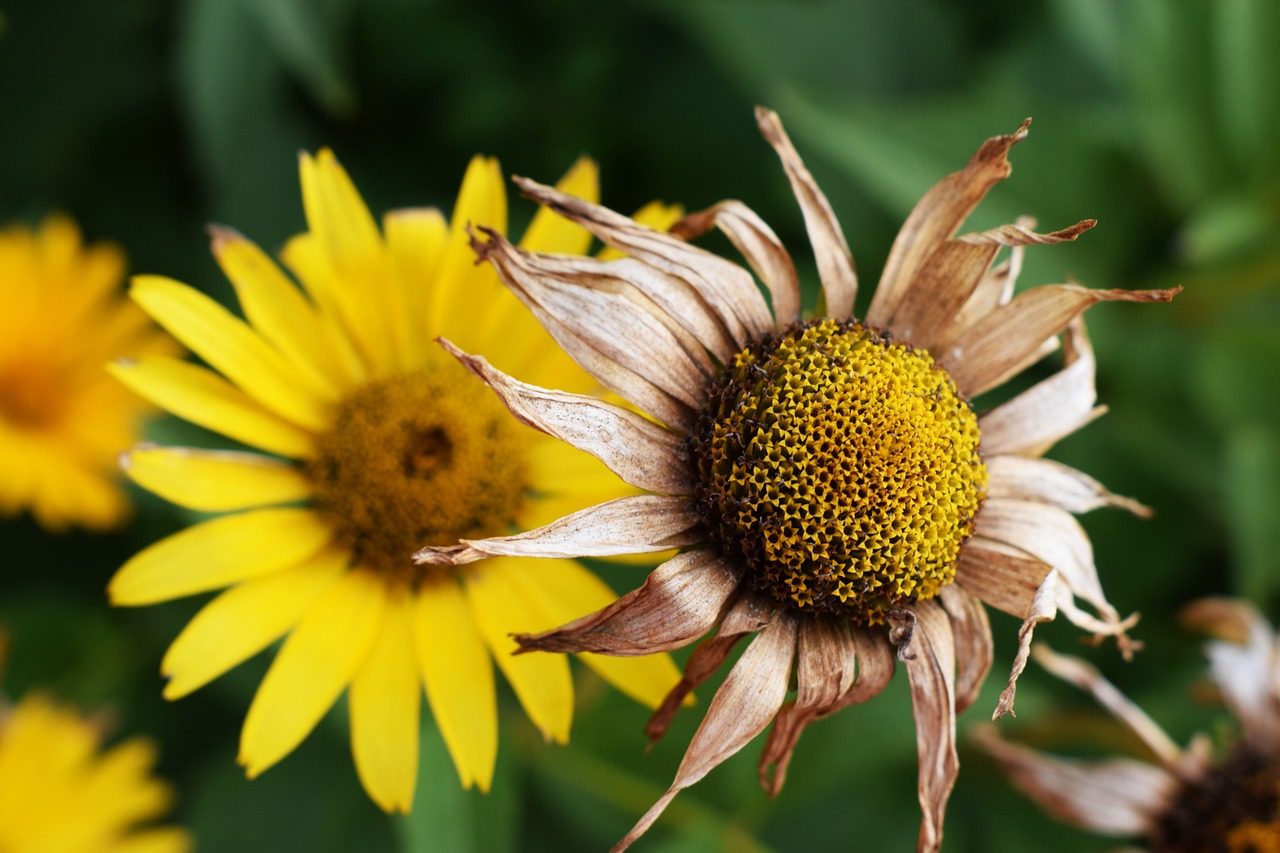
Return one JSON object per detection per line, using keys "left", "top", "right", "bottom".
{"left": 1, "top": 0, "right": 1277, "bottom": 850}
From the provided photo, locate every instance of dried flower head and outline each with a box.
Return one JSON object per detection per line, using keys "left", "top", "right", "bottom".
{"left": 418, "top": 107, "right": 1179, "bottom": 850}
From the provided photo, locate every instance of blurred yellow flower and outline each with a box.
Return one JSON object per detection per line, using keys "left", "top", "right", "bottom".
{"left": 108, "top": 150, "right": 685, "bottom": 811}
{"left": 0, "top": 216, "right": 173, "bottom": 531}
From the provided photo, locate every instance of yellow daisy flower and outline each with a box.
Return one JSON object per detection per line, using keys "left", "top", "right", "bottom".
{"left": 107, "top": 150, "right": 685, "bottom": 811}
{"left": 0, "top": 216, "right": 173, "bottom": 531}
{"left": 0, "top": 636, "right": 192, "bottom": 853}
{"left": 419, "top": 108, "right": 1180, "bottom": 850}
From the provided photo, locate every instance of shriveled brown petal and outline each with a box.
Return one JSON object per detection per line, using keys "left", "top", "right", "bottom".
{"left": 899, "top": 600, "right": 959, "bottom": 853}
{"left": 941, "top": 283, "right": 1180, "bottom": 399}
{"left": 646, "top": 593, "right": 772, "bottom": 744}
{"left": 672, "top": 200, "right": 801, "bottom": 329}
{"left": 438, "top": 338, "right": 693, "bottom": 495}
{"left": 758, "top": 617, "right": 856, "bottom": 795}
{"left": 987, "top": 455, "right": 1153, "bottom": 518}
{"left": 887, "top": 220, "right": 1095, "bottom": 352}
{"left": 867, "top": 120, "right": 1030, "bottom": 329}
{"left": 615, "top": 611, "right": 798, "bottom": 852}
{"left": 939, "top": 585, "right": 992, "bottom": 715}
{"left": 979, "top": 318, "right": 1099, "bottom": 458}
{"left": 1181, "top": 597, "right": 1280, "bottom": 748}
{"left": 453, "top": 495, "right": 702, "bottom": 559}
{"left": 755, "top": 107, "right": 858, "bottom": 320}
{"left": 1033, "top": 644, "right": 1181, "bottom": 768}
{"left": 476, "top": 225, "right": 701, "bottom": 427}
{"left": 514, "top": 176, "right": 774, "bottom": 345}
{"left": 973, "top": 725, "right": 1174, "bottom": 835}
{"left": 993, "top": 570, "right": 1058, "bottom": 720}
{"left": 954, "top": 536, "right": 1053, "bottom": 619}
{"left": 513, "top": 550, "right": 738, "bottom": 656}
{"left": 938, "top": 218, "right": 1030, "bottom": 345}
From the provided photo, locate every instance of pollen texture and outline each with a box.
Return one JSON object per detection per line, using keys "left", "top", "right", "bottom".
{"left": 690, "top": 319, "right": 986, "bottom": 622}
{"left": 305, "top": 354, "right": 529, "bottom": 584}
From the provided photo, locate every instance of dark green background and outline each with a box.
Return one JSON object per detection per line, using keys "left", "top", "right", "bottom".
{"left": 2, "top": 1, "right": 1278, "bottom": 850}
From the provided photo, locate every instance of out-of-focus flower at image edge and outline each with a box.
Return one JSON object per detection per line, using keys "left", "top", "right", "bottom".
{"left": 419, "top": 108, "right": 1180, "bottom": 850}
{"left": 0, "top": 632, "right": 192, "bottom": 853}
{"left": 0, "top": 216, "right": 175, "bottom": 531}
{"left": 979, "top": 599, "right": 1280, "bottom": 851}
{"left": 107, "top": 151, "right": 686, "bottom": 811}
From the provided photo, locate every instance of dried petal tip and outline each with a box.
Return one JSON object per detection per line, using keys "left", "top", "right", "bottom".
{"left": 206, "top": 224, "right": 245, "bottom": 254}
{"left": 466, "top": 224, "right": 501, "bottom": 263}
{"left": 411, "top": 543, "right": 486, "bottom": 565}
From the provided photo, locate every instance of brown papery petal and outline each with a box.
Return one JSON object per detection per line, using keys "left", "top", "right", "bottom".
{"left": 868, "top": 120, "right": 1031, "bottom": 329}
{"left": 987, "top": 455, "right": 1153, "bottom": 518}
{"left": 672, "top": 200, "right": 802, "bottom": 329}
{"left": 614, "top": 611, "right": 798, "bottom": 852}
{"left": 437, "top": 338, "right": 694, "bottom": 495}
{"left": 993, "top": 571, "right": 1058, "bottom": 719}
{"left": 954, "top": 536, "right": 1053, "bottom": 619}
{"left": 758, "top": 617, "right": 856, "bottom": 796}
{"left": 1180, "top": 598, "right": 1280, "bottom": 749}
{"left": 900, "top": 600, "right": 959, "bottom": 853}
{"left": 937, "top": 216, "right": 1033, "bottom": 345}
{"left": 646, "top": 593, "right": 772, "bottom": 743}
{"left": 755, "top": 107, "right": 857, "bottom": 320}
{"left": 972, "top": 726, "right": 1173, "bottom": 835}
{"left": 471, "top": 229, "right": 697, "bottom": 430}
{"left": 514, "top": 176, "right": 775, "bottom": 345}
{"left": 886, "top": 220, "right": 1095, "bottom": 351}
{"left": 514, "top": 550, "right": 738, "bottom": 656}
{"left": 979, "top": 318, "right": 1099, "bottom": 458}
{"left": 941, "top": 283, "right": 1180, "bottom": 399}
{"left": 939, "top": 585, "right": 992, "bottom": 715}
{"left": 1033, "top": 644, "right": 1181, "bottom": 767}
{"left": 453, "top": 495, "right": 702, "bottom": 559}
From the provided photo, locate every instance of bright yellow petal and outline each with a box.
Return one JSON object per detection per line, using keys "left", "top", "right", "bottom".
{"left": 596, "top": 200, "right": 685, "bottom": 261}
{"left": 516, "top": 559, "right": 683, "bottom": 710}
{"left": 350, "top": 585, "right": 420, "bottom": 813}
{"left": 123, "top": 445, "right": 312, "bottom": 512}
{"left": 130, "top": 276, "right": 330, "bottom": 431}
{"left": 161, "top": 550, "right": 347, "bottom": 699}
{"left": 211, "top": 228, "right": 364, "bottom": 394}
{"left": 239, "top": 569, "right": 386, "bottom": 778}
{"left": 463, "top": 558, "right": 572, "bottom": 745}
{"left": 112, "top": 828, "right": 195, "bottom": 853}
{"left": 429, "top": 156, "right": 506, "bottom": 346}
{"left": 109, "top": 509, "right": 332, "bottom": 606}
{"left": 518, "top": 157, "right": 598, "bottom": 255}
{"left": 107, "top": 355, "right": 313, "bottom": 459}
{"left": 383, "top": 207, "right": 449, "bottom": 364}
{"left": 412, "top": 575, "right": 497, "bottom": 792}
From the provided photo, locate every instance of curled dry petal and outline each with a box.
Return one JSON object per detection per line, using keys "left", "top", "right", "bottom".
{"left": 987, "top": 455, "right": 1153, "bottom": 518}
{"left": 868, "top": 119, "right": 1031, "bottom": 329}
{"left": 437, "top": 338, "right": 693, "bottom": 495}
{"left": 471, "top": 229, "right": 696, "bottom": 430}
{"left": 671, "top": 199, "right": 802, "bottom": 328}
{"left": 994, "top": 570, "right": 1058, "bottom": 719}
{"left": 755, "top": 107, "right": 857, "bottom": 319}
{"left": 935, "top": 216, "right": 1030, "bottom": 348}
{"left": 1032, "top": 644, "right": 1181, "bottom": 768}
{"left": 646, "top": 593, "right": 772, "bottom": 744}
{"left": 615, "top": 611, "right": 798, "bottom": 853}
{"left": 972, "top": 726, "right": 1174, "bottom": 835}
{"left": 902, "top": 600, "right": 959, "bottom": 853}
{"left": 452, "top": 495, "right": 702, "bottom": 560}
{"left": 939, "top": 585, "right": 992, "bottom": 715}
{"left": 954, "top": 536, "right": 1053, "bottom": 619}
{"left": 1180, "top": 597, "right": 1280, "bottom": 748}
{"left": 979, "top": 318, "right": 1099, "bottom": 458}
{"left": 514, "top": 176, "right": 775, "bottom": 345}
{"left": 514, "top": 550, "right": 738, "bottom": 656}
{"left": 889, "top": 220, "right": 1096, "bottom": 352}
{"left": 941, "top": 283, "right": 1181, "bottom": 399}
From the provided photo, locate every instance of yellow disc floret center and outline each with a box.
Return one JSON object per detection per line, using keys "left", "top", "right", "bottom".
{"left": 0, "top": 359, "right": 65, "bottom": 431}
{"left": 691, "top": 319, "right": 986, "bottom": 622}
{"left": 305, "top": 353, "right": 529, "bottom": 584}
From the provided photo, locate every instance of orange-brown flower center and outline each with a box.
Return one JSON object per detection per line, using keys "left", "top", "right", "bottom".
{"left": 0, "top": 360, "right": 66, "bottom": 431}
{"left": 1154, "top": 745, "right": 1280, "bottom": 853}
{"left": 304, "top": 355, "right": 530, "bottom": 584}
{"left": 690, "top": 319, "right": 986, "bottom": 622}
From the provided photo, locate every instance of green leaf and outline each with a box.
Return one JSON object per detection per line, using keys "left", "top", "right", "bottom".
{"left": 244, "top": 0, "right": 356, "bottom": 118}
{"left": 1225, "top": 426, "right": 1280, "bottom": 602}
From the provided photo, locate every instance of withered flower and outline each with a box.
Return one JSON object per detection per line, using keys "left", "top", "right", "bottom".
{"left": 979, "top": 599, "right": 1280, "bottom": 851}
{"left": 417, "top": 108, "right": 1179, "bottom": 850}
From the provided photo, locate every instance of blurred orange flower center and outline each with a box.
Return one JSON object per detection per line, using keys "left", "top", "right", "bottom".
{"left": 0, "top": 360, "right": 65, "bottom": 431}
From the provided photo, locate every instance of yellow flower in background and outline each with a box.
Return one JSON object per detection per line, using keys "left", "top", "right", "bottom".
{"left": 107, "top": 150, "right": 686, "bottom": 812}
{"left": 0, "top": 635, "right": 191, "bottom": 853}
{"left": 0, "top": 216, "right": 173, "bottom": 531}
